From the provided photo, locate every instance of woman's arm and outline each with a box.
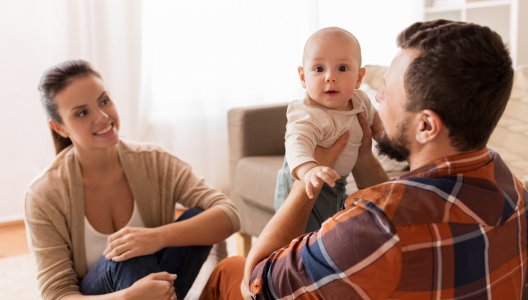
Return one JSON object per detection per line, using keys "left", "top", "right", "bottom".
{"left": 26, "top": 192, "right": 177, "bottom": 300}
{"left": 103, "top": 207, "right": 232, "bottom": 262}
{"left": 25, "top": 192, "right": 82, "bottom": 300}
{"left": 104, "top": 159, "right": 237, "bottom": 262}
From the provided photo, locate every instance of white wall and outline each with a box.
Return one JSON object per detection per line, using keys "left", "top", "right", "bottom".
{"left": 0, "top": 0, "right": 141, "bottom": 222}
{"left": 317, "top": 0, "right": 422, "bottom": 67}
{"left": 0, "top": 1, "right": 57, "bottom": 222}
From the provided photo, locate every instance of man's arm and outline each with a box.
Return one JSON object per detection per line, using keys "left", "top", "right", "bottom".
{"left": 243, "top": 172, "right": 401, "bottom": 300}
{"left": 241, "top": 180, "right": 316, "bottom": 297}
{"left": 241, "top": 132, "right": 349, "bottom": 299}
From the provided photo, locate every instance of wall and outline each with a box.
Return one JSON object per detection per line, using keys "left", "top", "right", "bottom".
{"left": 0, "top": 0, "right": 141, "bottom": 222}
{"left": 0, "top": 1, "right": 57, "bottom": 222}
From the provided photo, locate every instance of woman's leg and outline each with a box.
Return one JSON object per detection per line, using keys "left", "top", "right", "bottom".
{"left": 80, "top": 207, "right": 212, "bottom": 298}
{"left": 80, "top": 254, "right": 160, "bottom": 295}
{"left": 156, "top": 207, "right": 213, "bottom": 300}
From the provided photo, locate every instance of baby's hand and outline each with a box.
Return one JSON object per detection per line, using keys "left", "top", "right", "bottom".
{"left": 303, "top": 166, "right": 340, "bottom": 199}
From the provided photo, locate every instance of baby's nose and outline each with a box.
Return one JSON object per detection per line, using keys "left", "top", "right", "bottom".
{"left": 325, "top": 71, "right": 337, "bottom": 82}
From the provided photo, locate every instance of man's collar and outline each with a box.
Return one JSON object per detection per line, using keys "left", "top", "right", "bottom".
{"left": 406, "top": 147, "right": 492, "bottom": 178}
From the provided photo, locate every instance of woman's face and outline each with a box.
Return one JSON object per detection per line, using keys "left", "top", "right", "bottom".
{"left": 52, "top": 75, "right": 120, "bottom": 151}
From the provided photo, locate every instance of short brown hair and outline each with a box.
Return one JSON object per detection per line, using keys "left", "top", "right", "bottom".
{"left": 397, "top": 19, "right": 514, "bottom": 151}
{"left": 38, "top": 60, "right": 102, "bottom": 154}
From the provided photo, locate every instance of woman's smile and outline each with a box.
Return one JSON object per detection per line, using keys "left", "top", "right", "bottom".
{"left": 94, "top": 123, "right": 114, "bottom": 136}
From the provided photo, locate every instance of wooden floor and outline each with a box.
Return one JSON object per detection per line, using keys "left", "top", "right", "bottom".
{"left": 0, "top": 221, "right": 31, "bottom": 259}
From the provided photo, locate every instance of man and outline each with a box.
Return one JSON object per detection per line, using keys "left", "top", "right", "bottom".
{"left": 200, "top": 20, "right": 527, "bottom": 299}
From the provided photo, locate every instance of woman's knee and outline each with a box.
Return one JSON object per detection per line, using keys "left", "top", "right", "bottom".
{"left": 176, "top": 207, "right": 204, "bottom": 222}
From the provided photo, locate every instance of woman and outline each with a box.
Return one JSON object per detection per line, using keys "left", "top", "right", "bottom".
{"left": 25, "top": 60, "right": 240, "bottom": 300}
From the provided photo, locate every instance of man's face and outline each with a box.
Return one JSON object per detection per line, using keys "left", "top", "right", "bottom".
{"left": 299, "top": 32, "right": 363, "bottom": 111}
{"left": 374, "top": 48, "right": 420, "bottom": 162}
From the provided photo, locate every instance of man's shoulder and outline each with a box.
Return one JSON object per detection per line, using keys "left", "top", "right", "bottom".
{"left": 349, "top": 148, "right": 526, "bottom": 228}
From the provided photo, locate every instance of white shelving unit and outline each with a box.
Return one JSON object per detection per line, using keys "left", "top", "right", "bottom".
{"left": 422, "top": 0, "right": 528, "bottom": 66}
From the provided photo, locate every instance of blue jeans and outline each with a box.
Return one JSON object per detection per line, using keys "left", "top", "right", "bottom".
{"left": 274, "top": 157, "right": 349, "bottom": 233}
{"left": 80, "top": 208, "right": 212, "bottom": 300}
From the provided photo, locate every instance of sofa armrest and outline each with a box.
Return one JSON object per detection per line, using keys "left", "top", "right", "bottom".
{"left": 363, "top": 65, "right": 389, "bottom": 91}
{"left": 228, "top": 104, "right": 288, "bottom": 176}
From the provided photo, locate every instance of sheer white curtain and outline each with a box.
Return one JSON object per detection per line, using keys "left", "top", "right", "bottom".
{"left": 55, "top": 0, "right": 143, "bottom": 141}
{"left": 139, "top": 0, "right": 421, "bottom": 194}
{"left": 0, "top": 0, "right": 141, "bottom": 221}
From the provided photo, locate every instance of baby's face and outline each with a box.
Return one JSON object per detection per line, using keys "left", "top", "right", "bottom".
{"left": 300, "top": 32, "right": 363, "bottom": 111}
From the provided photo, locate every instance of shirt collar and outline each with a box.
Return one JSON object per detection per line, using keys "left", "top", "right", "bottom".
{"left": 404, "top": 147, "right": 492, "bottom": 179}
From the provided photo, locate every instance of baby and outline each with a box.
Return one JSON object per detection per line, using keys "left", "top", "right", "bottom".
{"left": 274, "top": 27, "right": 383, "bottom": 233}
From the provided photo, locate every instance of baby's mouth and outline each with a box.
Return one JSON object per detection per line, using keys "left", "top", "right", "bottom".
{"left": 325, "top": 90, "right": 338, "bottom": 96}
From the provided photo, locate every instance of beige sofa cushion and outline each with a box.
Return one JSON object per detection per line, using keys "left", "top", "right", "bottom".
{"left": 488, "top": 65, "right": 528, "bottom": 186}
{"left": 235, "top": 156, "right": 284, "bottom": 213}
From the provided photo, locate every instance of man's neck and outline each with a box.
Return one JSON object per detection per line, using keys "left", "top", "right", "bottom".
{"left": 408, "top": 141, "right": 464, "bottom": 171}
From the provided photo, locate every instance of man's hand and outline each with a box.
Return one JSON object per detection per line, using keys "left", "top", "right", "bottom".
{"left": 240, "top": 279, "right": 252, "bottom": 300}
{"left": 104, "top": 227, "right": 163, "bottom": 262}
{"left": 352, "top": 112, "right": 390, "bottom": 188}
{"left": 357, "top": 112, "right": 374, "bottom": 156}
{"left": 313, "top": 130, "right": 350, "bottom": 168}
{"left": 303, "top": 166, "right": 340, "bottom": 199}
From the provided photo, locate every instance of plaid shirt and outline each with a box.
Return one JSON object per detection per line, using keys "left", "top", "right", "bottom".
{"left": 249, "top": 148, "right": 528, "bottom": 299}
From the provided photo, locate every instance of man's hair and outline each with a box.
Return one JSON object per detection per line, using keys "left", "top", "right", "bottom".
{"left": 397, "top": 19, "right": 514, "bottom": 151}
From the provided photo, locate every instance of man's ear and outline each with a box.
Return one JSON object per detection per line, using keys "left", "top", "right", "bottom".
{"left": 298, "top": 66, "right": 306, "bottom": 89}
{"left": 355, "top": 67, "right": 366, "bottom": 89}
{"left": 415, "top": 109, "right": 442, "bottom": 145}
{"left": 48, "top": 119, "right": 69, "bottom": 138}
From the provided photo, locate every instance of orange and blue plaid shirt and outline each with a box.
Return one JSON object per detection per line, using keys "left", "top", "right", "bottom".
{"left": 249, "top": 148, "right": 528, "bottom": 299}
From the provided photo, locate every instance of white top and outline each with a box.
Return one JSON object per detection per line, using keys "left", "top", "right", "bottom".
{"left": 84, "top": 200, "right": 145, "bottom": 271}
{"left": 285, "top": 89, "right": 376, "bottom": 178}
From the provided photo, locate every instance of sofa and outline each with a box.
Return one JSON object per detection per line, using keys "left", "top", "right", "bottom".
{"left": 488, "top": 65, "right": 528, "bottom": 187}
{"left": 228, "top": 65, "right": 528, "bottom": 256}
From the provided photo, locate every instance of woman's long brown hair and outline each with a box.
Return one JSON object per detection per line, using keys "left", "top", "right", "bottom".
{"left": 38, "top": 60, "right": 102, "bottom": 155}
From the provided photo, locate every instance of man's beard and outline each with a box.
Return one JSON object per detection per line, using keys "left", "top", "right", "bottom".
{"left": 376, "top": 120, "right": 411, "bottom": 163}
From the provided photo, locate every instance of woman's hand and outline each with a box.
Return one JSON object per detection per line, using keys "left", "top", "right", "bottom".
{"left": 104, "top": 227, "right": 163, "bottom": 262}
{"left": 125, "top": 272, "right": 177, "bottom": 300}
{"left": 313, "top": 130, "right": 350, "bottom": 168}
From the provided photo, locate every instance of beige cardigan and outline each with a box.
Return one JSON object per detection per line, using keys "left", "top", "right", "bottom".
{"left": 24, "top": 140, "right": 241, "bottom": 300}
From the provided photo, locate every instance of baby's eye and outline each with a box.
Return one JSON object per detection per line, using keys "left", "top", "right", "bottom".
{"left": 338, "top": 66, "right": 348, "bottom": 72}
{"left": 76, "top": 110, "right": 87, "bottom": 117}
{"left": 315, "top": 67, "right": 324, "bottom": 72}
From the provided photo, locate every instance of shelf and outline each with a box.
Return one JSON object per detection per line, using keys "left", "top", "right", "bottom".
{"left": 425, "top": 10, "right": 462, "bottom": 21}
{"left": 422, "top": 0, "right": 527, "bottom": 66}
{"left": 425, "top": 5, "right": 462, "bottom": 13}
{"left": 466, "top": 0, "right": 510, "bottom": 9}
{"left": 425, "top": 0, "right": 510, "bottom": 13}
